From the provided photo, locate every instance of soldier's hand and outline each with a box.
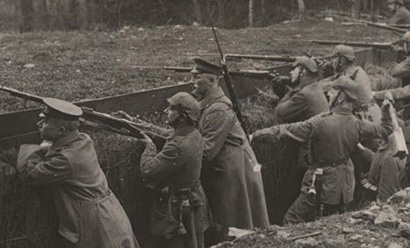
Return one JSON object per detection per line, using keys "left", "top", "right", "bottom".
{"left": 252, "top": 127, "right": 279, "bottom": 142}
{"left": 391, "top": 45, "right": 404, "bottom": 53}
{"left": 140, "top": 132, "right": 153, "bottom": 145}
{"left": 112, "top": 110, "right": 135, "bottom": 121}
{"left": 384, "top": 92, "right": 394, "bottom": 104}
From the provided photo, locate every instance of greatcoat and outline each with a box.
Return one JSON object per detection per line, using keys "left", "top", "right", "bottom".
{"left": 198, "top": 87, "right": 269, "bottom": 230}
{"left": 140, "top": 125, "right": 210, "bottom": 248}
{"left": 17, "top": 130, "right": 140, "bottom": 248}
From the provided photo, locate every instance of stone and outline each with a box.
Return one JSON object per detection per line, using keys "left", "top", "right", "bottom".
{"left": 350, "top": 234, "right": 364, "bottom": 241}
{"left": 388, "top": 242, "right": 403, "bottom": 248}
{"left": 347, "top": 217, "right": 364, "bottom": 224}
{"left": 374, "top": 211, "right": 400, "bottom": 228}
{"left": 294, "top": 237, "right": 319, "bottom": 248}
{"left": 342, "top": 227, "right": 355, "bottom": 234}
{"left": 387, "top": 188, "right": 410, "bottom": 204}
{"left": 352, "top": 210, "right": 377, "bottom": 222}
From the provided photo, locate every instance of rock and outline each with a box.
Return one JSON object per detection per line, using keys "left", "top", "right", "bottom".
{"left": 192, "top": 21, "right": 200, "bottom": 26}
{"left": 23, "top": 63, "right": 35, "bottom": 68}
{"left": 276, "top": 230, "right": 291, "bottom": 239}
{"left": 342, "top": 227, "right": 355, "bottom": 234}
{"left": 406, "top": 203, "right": 410, "bottom": 209}
{"left": 369, "top": 202, "right": 381, "bottom": 212}
{"left": 228, "top": 227, "right": 255, "bottom": 239}
{"left": 294, "top": 237, "right": 319, "bottom": 248}
{"left": 387, "top": 188, "right": 410, "bottom": 204}
{"left": 349, "top": 234, "right": 364, "bottom": 241}
{"left": 388, "top": 242, "right": 403, "bottom": 248}
{"left": 352, "top": 210, "right": 377, "bottom": 222}
{"left": 374, "top": 211, "right": 400, "bottom": 228}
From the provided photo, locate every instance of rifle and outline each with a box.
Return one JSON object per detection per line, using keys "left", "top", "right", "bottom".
{"left": 310, "top": 39, "right": 396, "bottom": 50}
{"left": 211, "top": 25, "right": 249, "bottom": 139}
{"left": 225, "top": 54, "right": 297, "bottom": 62}
{"left": 0, "top": 85, "right": 167, "bottom": 147}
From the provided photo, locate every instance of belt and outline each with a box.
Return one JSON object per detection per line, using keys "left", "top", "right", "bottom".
{"left": 93, "top": 190, "right": 112, "bottom": 204}
{"left": 314, "top": 157, "right": 350, "bottom": 168}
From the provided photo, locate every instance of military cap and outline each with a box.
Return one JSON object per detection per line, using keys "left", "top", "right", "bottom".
{"left": 333, "top": 45, "right": 356, "bottom": 61}
{"left": 332, "top": 75, "right": 373, "bottom": 103}
{"left": 293, "top": 56, "right": 318, "bottom": 73}
{"left": 40, "top": 97, "right": 83, "bottom": 121}
{"left": 190, "top": 58, "right": 222, "bottom": 75}
{"left": 167, "top": 92, "right": 200, "bottom": 122}
{"left": 403, "top": 32, "right": 410, "bottom": 42}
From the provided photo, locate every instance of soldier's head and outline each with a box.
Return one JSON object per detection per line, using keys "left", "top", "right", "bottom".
{"left": 289, "top": 56, "right": 319, "bottom": 86}
{"left": 388, "top": 0, "right": 403, "bottom": 12}
{"left": 166, "top": 92, "right": 200, "bottom": 127}
{"left": 37, "top": 98, "right": 82, "bottom": 142}
{"left": 190, "top": 58, "right": 222, "bottom": 101}
{"left": 328, "top": 75, "right": 372, "bottom": 110}
{"left": 332, "top": 45, "right": 355, "bottom": 73}
{"left": 402, "top": 32, "right": 410, "bottom": 55}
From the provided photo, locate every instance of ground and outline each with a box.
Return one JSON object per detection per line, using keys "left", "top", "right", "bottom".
{"left": 0, "top": 16, "right": 408, "bottom": 248}
{"left": 0, "top": 17, "right": 399, "bottom": 113}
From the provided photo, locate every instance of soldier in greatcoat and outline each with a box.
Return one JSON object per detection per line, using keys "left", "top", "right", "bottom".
{"left": 388, "top": 0, "right": 410, "bottom": 25}
{"left": 252, "top": 74, "right": 393, "bottom": 225}
{"left": 139, "top": 92, "right": 211, "bottom": 248}
{"left": 17, "top": 98, "right": 140, "bottom": 248}
{"left": 190, "top": 58, "right": 269, "bottom": 244}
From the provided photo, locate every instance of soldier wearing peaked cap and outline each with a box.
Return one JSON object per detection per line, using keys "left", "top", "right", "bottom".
{"left": 388, "top": 0, "right": 410, "bottom": 24}
{"left": 16, "top": 98, "right": 140, "bottom": 248}
{"left": 252, "top": 74, "right": 394, "bottom": 224}
{"left": 190, "top": 58, "right": 269, "bottom": 245}
{"left": 139, "top": 92, "right": 211, "bottom": 248}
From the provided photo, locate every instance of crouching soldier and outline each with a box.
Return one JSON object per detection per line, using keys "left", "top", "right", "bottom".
{"left": 139, "top": 92, "right": 211, "bottom": 248}
{"left": 17, "top": 98, "right": 140, "bottom": 248}
{"left": 252, "top": 75, "right": 393, "bottom": 225}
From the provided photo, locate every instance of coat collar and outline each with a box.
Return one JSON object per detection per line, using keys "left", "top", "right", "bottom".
{"left": 51, "top": 130, "right": 82, "bottom": 150}
{"left": 331, "top": 106, "right": 353, "bottom": 115}
{"left": 168, "top": 124, "right": 196, "bottom": 139}
{"left": 199, "top": 87, "right": 232, "bottom": 110}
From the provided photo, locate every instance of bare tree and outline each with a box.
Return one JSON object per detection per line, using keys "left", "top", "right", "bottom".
{"left": 192, "top": 0, "right": 202, "bottom": 24}
{"left": 19, "top": 0, "right": 34, "bottom": 32}
{"left": 249, "top": 0, "right": 255, "bottom": 27}
{"left": 297, "top": 0, "right": 305, "bottom": 19}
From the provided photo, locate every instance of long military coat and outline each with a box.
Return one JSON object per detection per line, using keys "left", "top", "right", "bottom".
{"left": 360, "top": 146, "right": 406, "bottom": 201}
{"left": 17, "top": 131, "right": 139, "bottom": 248}
{"left": 140, "top": 125, "right": 210, "bottom": 248}
{"left": 274, "top": 80, "right": 329, "bottom": 169}
{"left": 198, "top": 87, "right": 269, "bottom": 230}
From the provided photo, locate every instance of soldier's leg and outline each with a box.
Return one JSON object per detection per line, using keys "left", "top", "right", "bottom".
{"left": 283, "top": 193, "right": 316, "bottom": 225}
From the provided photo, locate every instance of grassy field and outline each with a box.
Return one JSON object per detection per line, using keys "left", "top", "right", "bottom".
{"left": 0, "top": 17, "right": 400, "bottom": 113}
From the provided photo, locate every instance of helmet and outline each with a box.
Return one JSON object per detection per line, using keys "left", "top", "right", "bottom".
{"left": 388, "top": 0, "right": 403, "bottom": 4}
{"left": 292, "top": 56, "right": 318, "bottom": 73}
{"left": 333, "top": 45, "right": 356, "bottom": 61}
{"left": 167, "top": 92, "right": 201, "bottom": 122}
{"left": 403, "top": 32, "right": 410, "bottom": 42}
{"left": 332, "top": 75, "right": 373, "bottom": 103}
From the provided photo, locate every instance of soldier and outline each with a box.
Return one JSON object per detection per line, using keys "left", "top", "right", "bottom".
{"left": 252, "top": 75, "right": 393, "bottom": 225}
{"left": 387, "top": 0, "right": 410, "bottom": 25}
{"left": 139, "top": 92, "right": 210, "bottom": 248}
{"left": 17, "top": 98, "right": 140, "bottom": 248}
{"left": 190, "top": 58, "right": 269, "bottom": 244}
{"left": 374, "top": 32, "right": 410, "bottom": 101}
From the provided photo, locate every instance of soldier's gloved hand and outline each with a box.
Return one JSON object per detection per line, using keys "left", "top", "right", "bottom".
{"left": 140, "top": 132, "right": 153, "bottom": 145}
{"left": 112, "top": 110, "right": 135, "bottom": 122}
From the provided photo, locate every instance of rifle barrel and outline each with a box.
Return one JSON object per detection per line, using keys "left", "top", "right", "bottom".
{"left": 311, "top": 40, "right": 392, "bottom": 49}
{"left": 225, "top": 54, "right": 296, "bottom": 62}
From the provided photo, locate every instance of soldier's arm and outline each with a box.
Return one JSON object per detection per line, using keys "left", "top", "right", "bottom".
{"left": 140, "top": 140, "right": 184, "bottom": 182}
{"left": 388, "top": 12, "right": 402, "bottom": 25}
{"left": 253, "top": 115, "right": 321, "bottom": 143}
{"left": 17, "top": 144, "right": 72, "bottom": 186}
{"left": 358, "top": 104, "right": 393, "bottom": 139}
{"left": 202, "top": 109, "right": 235, "bottom": 162}
{"left": 391, "top": 58, "right": 410, "bottom": 79}
{"left": 274, "top": 91, "right": 308, "bottom": 123}
{"left": 374, "top": 85, "right": 410, "bottom": 101}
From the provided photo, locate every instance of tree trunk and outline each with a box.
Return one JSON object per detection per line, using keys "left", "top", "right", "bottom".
{"left": 38, "top": 0, "right": 49, "bottom": 30}
{"left": 261, "top": 0, "right": 266, "bottom": 23}
{"left": 249, "top": 0, "right": 255, "bottom": 27}
{"left": 20, "top": 0, "right": 34, "bottom": 32}
{"left": 192, "top": 0, "right": 202, "bottom": 24}
{"left": 297, "top": 0, "right": 305, "bottom": 20}
{"left": 68, "top": 0, "right": 80, "bottom": 29}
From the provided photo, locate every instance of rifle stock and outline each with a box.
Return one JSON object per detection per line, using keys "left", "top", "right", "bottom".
{"left": 0, "top": 85, "right": 167, "bottom": 147}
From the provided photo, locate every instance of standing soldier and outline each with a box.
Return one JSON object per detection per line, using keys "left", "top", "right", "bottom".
{"left": 17, "top": 98, "right": 140, "bottom": 248}
{"left": 387, "top": 0, "right": 410, "bottom": 25}
{"left": 190, "top": 58, "right": 269, "bottom": 244}
{"left": 139, "top": 92, "right": 210, "bottom": 248}
{"left": 252, "top": 75, "right": 393, "bottom": 224}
